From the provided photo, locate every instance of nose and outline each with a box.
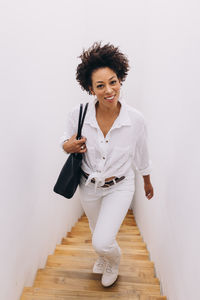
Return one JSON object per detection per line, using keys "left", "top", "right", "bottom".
{"left": 105, "top": 84, "right": 113, "bottom": 94}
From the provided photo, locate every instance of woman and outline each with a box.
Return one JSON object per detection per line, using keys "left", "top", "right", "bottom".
{"left": 60, "top": 42, "right": 154, "bottom": 287}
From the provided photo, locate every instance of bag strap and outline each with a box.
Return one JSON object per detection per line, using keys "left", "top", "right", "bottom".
{"left": 76, "top": 104, "right": 83, "bottom": 139}
{"left": 80, "top": 102, "right": 89, "bottom": 130}
{"left": 76, "top": 102, "right": 89, "bottom": 140}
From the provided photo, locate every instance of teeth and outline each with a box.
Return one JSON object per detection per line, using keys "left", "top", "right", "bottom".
{"left": 105, "top": 96, "right": 114, "bottom": 100}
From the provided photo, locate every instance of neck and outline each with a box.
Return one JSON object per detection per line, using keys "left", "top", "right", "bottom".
{"left": 96, "top": 101, "right": 121, "bottom": 116}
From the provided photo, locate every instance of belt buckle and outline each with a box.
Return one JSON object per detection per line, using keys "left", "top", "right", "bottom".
{"left": 102, "top": 182, "right": 111, "bottom": 188}
{"left": 102, "top": 179, "right": 115, "bottom": 188}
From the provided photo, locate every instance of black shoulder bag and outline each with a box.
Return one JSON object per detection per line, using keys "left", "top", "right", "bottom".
{"left": 53, "top": 102, "right": 89, "bottom": 199}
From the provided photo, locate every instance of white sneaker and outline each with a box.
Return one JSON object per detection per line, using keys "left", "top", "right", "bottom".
{"left": 93, "top": 256, "right": 106, "bottom": 274}
{"left": 101, "top": 258, "right": 120, "bottom": 287}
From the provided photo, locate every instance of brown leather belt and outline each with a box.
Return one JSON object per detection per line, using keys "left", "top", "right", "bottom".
{"left": 81, "top": 170, "right": 125, "bottom": 188}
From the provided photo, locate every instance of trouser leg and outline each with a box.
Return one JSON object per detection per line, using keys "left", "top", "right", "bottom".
{"left": 79, "top": 176, "right": 103, "bottom": 234}
{"left": 79, "top": 175, "right": 135, "bottom": 259}
{"left": 91, "top": 188, "right": 134, "bottom": 262}
{"left": 80, "top": 196, "right": 102, "bottom": 234}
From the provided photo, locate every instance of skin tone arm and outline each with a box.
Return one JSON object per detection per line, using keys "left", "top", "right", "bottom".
{"left": 143, "top": 175, "right": 154, "bottom": 200}
{"left": 62, "top": 134, "right": 87, "bottom": 154}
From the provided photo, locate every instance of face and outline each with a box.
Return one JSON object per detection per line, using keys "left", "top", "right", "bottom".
{"left": 89, "top": 67, "right": 121, "bottom": 108}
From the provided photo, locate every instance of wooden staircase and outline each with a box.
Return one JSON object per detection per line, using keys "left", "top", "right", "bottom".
{"left": 20, "top": 209, "right": 167, "bottom": 300}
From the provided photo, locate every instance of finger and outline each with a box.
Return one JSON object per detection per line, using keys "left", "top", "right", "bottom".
{"left": 76, "top": 137, "right": 86, "bottom": 144}
{"left": 78, "top": 143, "right": 87, "bottom": 152}
{"left": 80, "top": 144, "right": 85, "bottom": 150}
{"left": 79, "top": 147, "right": 87, "bottom": 153}
{"left": 147, "top": 192, "right": 153, "bottom": 199}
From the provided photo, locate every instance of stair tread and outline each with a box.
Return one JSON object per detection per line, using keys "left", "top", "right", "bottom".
{"left": 62, "top": 238, "right": 146, "bottom": 245}
{"left": 64, "top": 235, "right": 144, "bottom": 241}
{"left": 54, "top": 247, "right": 149, "bottom": 259}
{"left": 33, "top": 276, "right": 161, "bottom": 294}
{"left": 36, "top": 268, "right": 159, "bottom": 284}
{"left": 42, "top": 266, "right": 156, "bottom": 277}
{"left": 62, "top": 240, "right": 147, "bottom": 249}
{"left": 20, "top": 209, "right": 167, "bottom": 300}
{"left": 46, "top": 255, "right": 155, "bottom": 269}
{"left": 21, "top": 287, "right": 166, "bottom": 300}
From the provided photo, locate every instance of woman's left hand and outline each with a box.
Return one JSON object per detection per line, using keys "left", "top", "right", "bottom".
{"left": 144, "top": 183, "right": 154, "bottom": 200}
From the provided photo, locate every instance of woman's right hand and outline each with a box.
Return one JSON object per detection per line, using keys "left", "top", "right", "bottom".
{"left": 62, "top": 134, "right": 87, "bottom": 154}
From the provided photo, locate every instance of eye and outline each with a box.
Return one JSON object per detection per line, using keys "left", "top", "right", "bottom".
{"left": 110, "top": 80, "right": 117, "bottom": 85}
{"left": 97, "top": 84, "right": 104, "bottom": 88}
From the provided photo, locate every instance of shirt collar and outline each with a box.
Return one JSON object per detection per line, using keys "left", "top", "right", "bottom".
{"left": 84, "top": 96, "right": 132, "bottom": 128}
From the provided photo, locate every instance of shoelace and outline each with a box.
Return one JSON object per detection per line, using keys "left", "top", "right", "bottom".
{"left": 96, "top": 257, "right": 106, "bottom": 267}
{"left": 105, "top": 262, "right": 113, "bottom": 273}
{"left": 97, "top": 262, "right": 104, "bottom": 267}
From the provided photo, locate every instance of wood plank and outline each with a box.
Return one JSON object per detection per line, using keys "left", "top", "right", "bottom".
{"left": 33, "top": 276, "right": 161, "bottom": 295}
{"left": 20, "top": 209, "right": 167, "bottom": 300}
{"left": 64, "top": 234, "right": 144, "bottom": 242}
{"left": 54, "top": 245, "right": 149, "bottom": 259}
{"left": 43, "top": 265, "right": 156, "bottom": 278}
{"left": 36, "top": 269, "right": 159, "bottom": 284}
{"left": 62, "top": 239, "right": 147, "bottom": 250}
{"left": 21, "top": 287, "right": 143, "bottom": 299}
{"left": 46, "top": 255, "right": 155, "bottom": 270}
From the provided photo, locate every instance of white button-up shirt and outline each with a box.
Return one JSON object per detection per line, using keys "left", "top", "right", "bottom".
{"left": 60, "top": 97, "right": 152, "bottom": 187}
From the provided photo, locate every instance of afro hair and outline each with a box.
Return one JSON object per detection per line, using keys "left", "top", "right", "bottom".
{"left": 76, "top": 42, "right": 130, "bottom": 95}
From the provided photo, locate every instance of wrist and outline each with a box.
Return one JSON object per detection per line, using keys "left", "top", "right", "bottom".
{"left": 63, "top": 139, "right": 70, "bottom": 153}
{"left": 143, "top": 175, "right": 151, "bottom": 185}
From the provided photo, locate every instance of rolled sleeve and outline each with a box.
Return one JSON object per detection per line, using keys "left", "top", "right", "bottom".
{"left": 133, "top": 120, "right": 152, "bottom": 176}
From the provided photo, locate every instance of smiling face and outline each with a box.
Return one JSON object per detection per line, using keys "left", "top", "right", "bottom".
{"left": 89, "top": 67, "right": 121, "bottom": 108}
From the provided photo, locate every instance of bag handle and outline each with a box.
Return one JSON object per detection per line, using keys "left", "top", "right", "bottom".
{"left": 76, "top": 102, "right": 89, "bottom": 140}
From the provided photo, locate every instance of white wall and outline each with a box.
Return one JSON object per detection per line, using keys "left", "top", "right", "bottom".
{"left": 1, "top": 0, "right": 199, "bottom": 299}
{"left": 0, "top": 1, "right": 87, "bottom": 299}
{"left": 132, "top": 1, "right": 200, "bottom": 300}
{"left": 0, "top": 1, "right": 144, "bottom": 298}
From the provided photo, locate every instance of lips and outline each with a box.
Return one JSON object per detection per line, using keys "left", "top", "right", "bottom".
{"left": 104, "top": 95, "right": 115, "bottom": 101}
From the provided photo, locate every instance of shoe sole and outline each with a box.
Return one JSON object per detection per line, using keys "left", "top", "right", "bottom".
{"left": 101, "top": 275, "right": 119, "bottom": 288}
{"left": 93, "top": 270, "right": 104, "bottom": 274}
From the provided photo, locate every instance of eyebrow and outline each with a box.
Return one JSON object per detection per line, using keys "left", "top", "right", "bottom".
{"left": 96, "top": 76, "right": 116, "bottom": 83}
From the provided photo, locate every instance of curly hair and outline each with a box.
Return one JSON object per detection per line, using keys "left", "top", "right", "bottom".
{"left": 76, "top": 42, "right": 130, "bottom": 95}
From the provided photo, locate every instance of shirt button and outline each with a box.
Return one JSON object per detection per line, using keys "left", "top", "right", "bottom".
{"left": 106, "top": 140, "right": 108, "bottom": 143}
{"left": 102, "top": 157, "right": 105, "bottom": 160}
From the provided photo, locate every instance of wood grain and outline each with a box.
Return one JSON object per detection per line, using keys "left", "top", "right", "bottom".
{"left": 20, "top": 209, "right": 167, "bottom": 300}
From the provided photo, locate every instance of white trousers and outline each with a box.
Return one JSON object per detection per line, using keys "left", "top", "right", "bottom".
{"left": 79, "top": 175, "right": 135, "bottom": 262}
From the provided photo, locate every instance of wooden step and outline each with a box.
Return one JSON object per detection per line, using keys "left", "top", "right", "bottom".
{"left": 62, "top": 239, "right": 147, "bottom": 250}
{"left": 21, "top": 287, "right": 166, "bottom": 300}
{"left": 45, "top": 255, "right": 156, "bottom": 278}
{"left": 20, "top": 209, "right": 167, "bottom": 300}
{"left": 54, "top": 245, "right": 149, "bottom": 259}
{"left": 33, "top": 272, "right": 161, "bottom": 295}
{"left": 64, "top": 234, "right": 144, "bottom": 242}
{"left": 55, "top": 245, "right": 149, "bottom": 256}
{"left": 36, "top": 268, "right": 159, "bottom": 284}
{"left": 69, "top": 230, "right": 141, "bottom": 237}
{"left": 43, "top": 265, "right": 156, "bottom": 278}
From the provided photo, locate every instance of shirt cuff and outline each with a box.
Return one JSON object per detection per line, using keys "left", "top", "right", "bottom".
{"left": 137, "top": 160, "right": 152, "bottom": 176}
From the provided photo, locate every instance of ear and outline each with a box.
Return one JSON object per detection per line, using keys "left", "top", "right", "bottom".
{"left": 118, "top": 78, "right": 122, "bottom": 86}
{"left": 89, "top": 87, "right": 95, "bottom": 95}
